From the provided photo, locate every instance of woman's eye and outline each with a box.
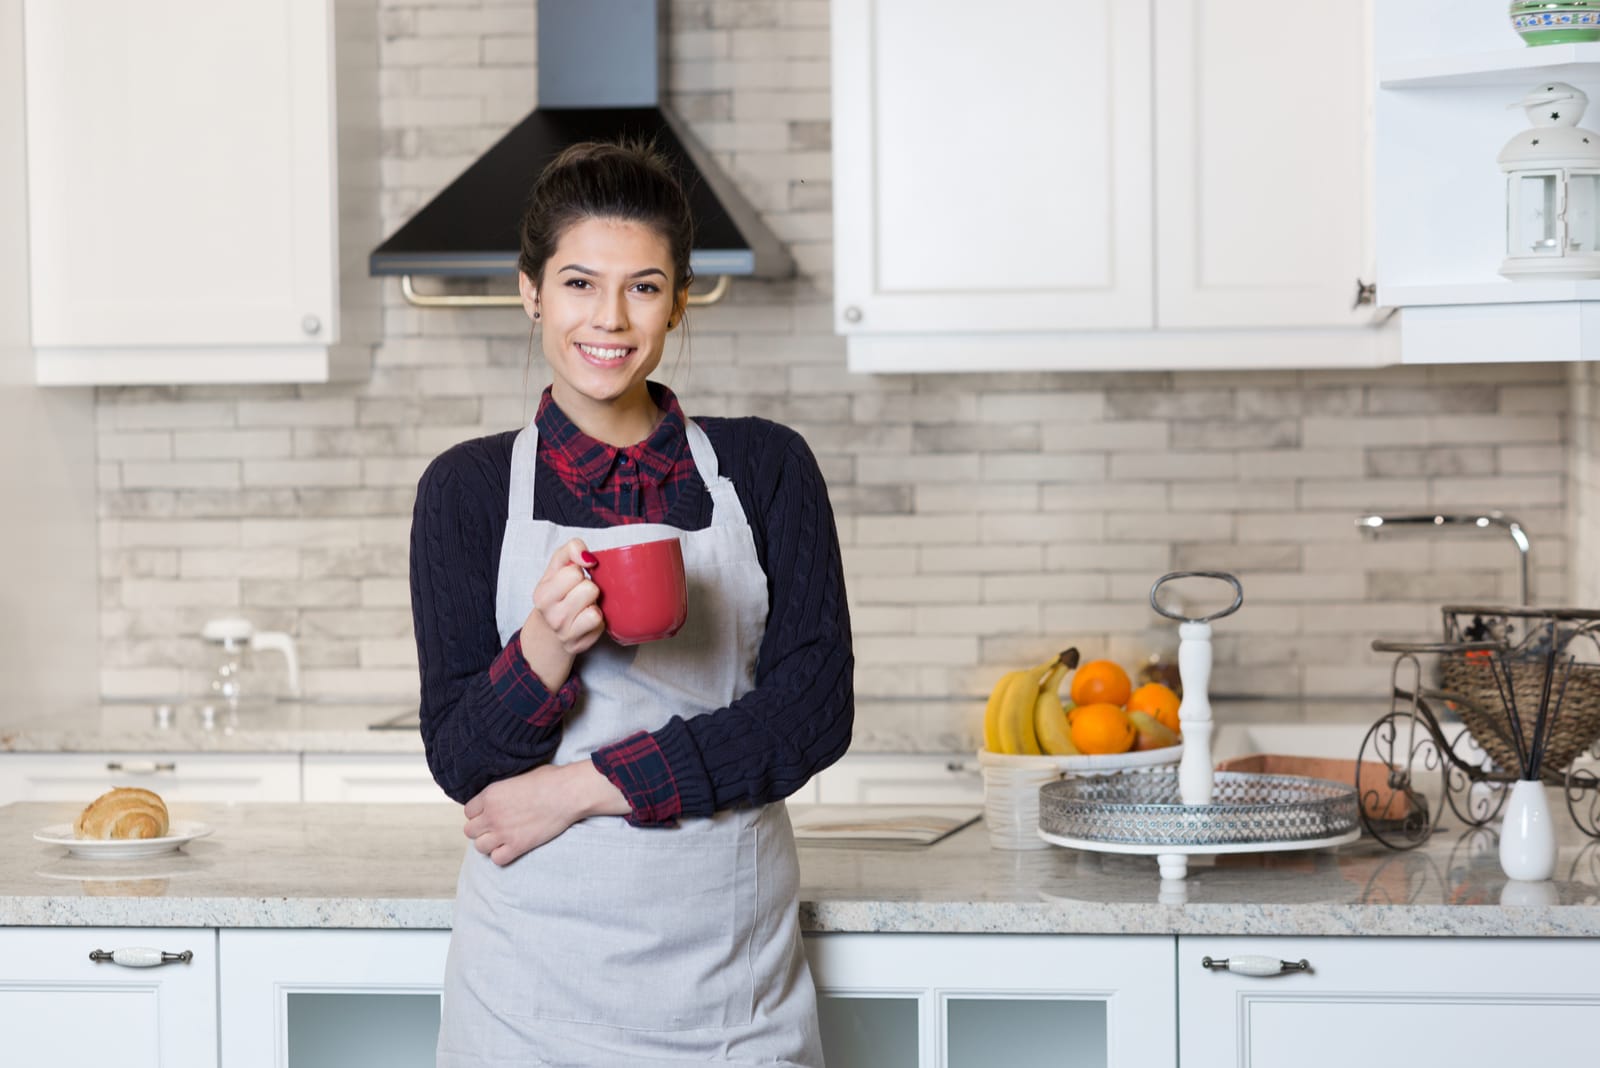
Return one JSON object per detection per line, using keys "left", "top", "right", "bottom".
{"left": 564, "top": 278, "right": 590, "bottom": 289}
{"left": 633, "top": 283, "right": 660, "bottom": 294}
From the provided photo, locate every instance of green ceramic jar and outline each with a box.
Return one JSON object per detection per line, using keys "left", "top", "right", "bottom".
{"left": 1511, "top": 1, "right": 1600, "bottom": 46}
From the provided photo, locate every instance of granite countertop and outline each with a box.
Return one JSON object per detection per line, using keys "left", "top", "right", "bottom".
{"left": 3, "top": 798, "right": 1597, "bottom": 936}
{"left": 0, "top": 696, "right": 1387, "bottom": 756}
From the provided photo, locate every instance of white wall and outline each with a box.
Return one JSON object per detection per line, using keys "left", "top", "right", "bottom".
{"left": 0, "top": 0, "right": 99, "bottom": 719}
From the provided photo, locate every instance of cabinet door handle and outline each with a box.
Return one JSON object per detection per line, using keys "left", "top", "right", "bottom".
{"left": 89, "top": 948, "right": 193, "bottom": 968}
{"left": 104, "top": 761, "right": 176, "bottom": 774}
{"left": 944, "top": 761, "right": 980, "bottom": 776}
{"left": 1200, "top": 955, "right": 1310, "bottom": 977}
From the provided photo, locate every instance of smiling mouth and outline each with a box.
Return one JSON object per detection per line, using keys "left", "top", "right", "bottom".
{"left": 576, "top": 342, "right": 635, "bottom": 364}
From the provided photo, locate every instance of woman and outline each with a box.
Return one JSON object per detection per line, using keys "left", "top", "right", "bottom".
{"left": 409, "top": 140, "right": 853, "bottom": 1067}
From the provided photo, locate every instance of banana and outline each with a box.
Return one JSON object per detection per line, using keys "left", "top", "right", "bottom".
{"left": 985, "top": 648, "right": 1079, "bottom": 755}
{"left": 1034, "top": 661, "right": 1079, "bottom": 756}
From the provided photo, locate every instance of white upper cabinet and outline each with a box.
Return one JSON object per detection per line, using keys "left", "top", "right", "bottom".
{"left": 1376, "top": 0, "right": 1600, "bottom": 362}
{"left": 832, "top": 0, "right": 1154, "bottom": 338}
{"left": 831, "top": 0, "right": 1385, "bottom": 373}
{"left": 21, "top": 0, "right": 378, "bottom": 384}
{"left": 1154, "top": 0, "right": 1374, "bottom": 329}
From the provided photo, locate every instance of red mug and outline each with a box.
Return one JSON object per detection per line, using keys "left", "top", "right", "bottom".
{"left": 588, "top": 537, "right": 689, "bottom": 645}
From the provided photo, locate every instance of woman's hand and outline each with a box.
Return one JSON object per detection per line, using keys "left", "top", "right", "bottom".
{"left": 519, "top": 538, "right": 605, "bottom": 689}
{"left": 463, "top": 761, "right": 630, "bottom": 866}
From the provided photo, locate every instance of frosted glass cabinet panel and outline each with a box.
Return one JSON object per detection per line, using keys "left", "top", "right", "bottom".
{"left": 806, "top": 933, "right": 1173, "bottom": 1068}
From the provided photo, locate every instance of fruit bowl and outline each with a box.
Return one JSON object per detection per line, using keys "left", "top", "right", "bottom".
{"left": 975, "top": 744, "right": 1183, "bottom": 851}
{"left": 1510, "top": 1, "right": 1600, "bottom": 45}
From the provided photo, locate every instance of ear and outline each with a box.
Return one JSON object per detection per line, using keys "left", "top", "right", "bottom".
{"left": 518, "top": 271, "right": 540, "bottom": 322}
{"left": 670, "top": 285, "right": 689, "bottom": 329}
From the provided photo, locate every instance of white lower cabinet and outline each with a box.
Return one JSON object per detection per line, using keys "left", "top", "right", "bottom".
{"left": 1178, "top": 935, "right": 1600, "bottom": 1066}
{"left": 218, "top": 928, "right": 450, "bottom": 1068}
{"left": 301, "top": 754, "right": 447, "bottom": 803}
{"left": 0, "top": 927, "right": 217, "bottom": 1068}
{"left": 805, "top": 932, "right": 1176, "bottom": 1068}
{"left": 0, "top": 752, "right": 300, "bottom": 804}
{"left": 814, "top": 754, "right": 986, "bottom": 805}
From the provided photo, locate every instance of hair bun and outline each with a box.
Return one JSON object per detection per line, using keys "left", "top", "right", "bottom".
{"left": 74, "top": 786, "right": 170, "bottom": 840}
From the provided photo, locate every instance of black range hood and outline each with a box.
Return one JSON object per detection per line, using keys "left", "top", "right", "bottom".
{"left": 369, "top": 0, "right": 792, "bottom": 283}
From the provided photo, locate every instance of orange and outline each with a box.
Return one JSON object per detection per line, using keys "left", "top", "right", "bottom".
{"left": 1069, "top": 659, "right": 1132, "bottom": 709}
{"left": 1069, "top": 702, "right": 1136, "bottom": 755}
{"left": 1128, "top": 682, "right": 1181, "bottom": 735}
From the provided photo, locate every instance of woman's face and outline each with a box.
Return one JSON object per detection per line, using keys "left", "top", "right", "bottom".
{"left": 520, "top": 216, "right": 683, "bottom": 419}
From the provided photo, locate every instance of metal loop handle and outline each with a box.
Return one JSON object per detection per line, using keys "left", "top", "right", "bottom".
{"left": 1150, "top": 571, "right": 1244, "bottom": 624}
{"left": 104, "top": 761, "right": 177, "bottom": 774}
{"left": 1200, "top": 955, "right": 1310, "bottom": 977}
{"left": 89, "top": 948, "right": 193, "bottom": 968}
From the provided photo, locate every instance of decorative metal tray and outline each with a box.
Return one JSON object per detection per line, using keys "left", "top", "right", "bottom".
{"left": 1037, "top": 769, "right": 1360, "bottom": 851}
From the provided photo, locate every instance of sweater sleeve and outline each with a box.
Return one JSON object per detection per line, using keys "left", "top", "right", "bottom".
{"left": 410, "top": 441, "right": 570, "bottom": 804}
{"left": 592, "top": 422, "right": 854, "bottom": 819}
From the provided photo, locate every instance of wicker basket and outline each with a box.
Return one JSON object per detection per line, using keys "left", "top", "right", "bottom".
{"left": 1440, "top": 652, "right": 1600, "bottom": 783}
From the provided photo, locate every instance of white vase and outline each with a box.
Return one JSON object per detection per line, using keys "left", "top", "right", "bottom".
{"left": 1499, "top": 779, "right": 1557, "bottom": 882}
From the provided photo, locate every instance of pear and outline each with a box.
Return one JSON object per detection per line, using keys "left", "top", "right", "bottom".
{"left": 1129, "top": 710, "right": 1180, "bottom": 752}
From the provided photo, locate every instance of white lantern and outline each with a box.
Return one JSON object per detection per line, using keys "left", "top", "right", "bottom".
{"left": 1499, "top": 82, "right": 1600, "bottom": 280}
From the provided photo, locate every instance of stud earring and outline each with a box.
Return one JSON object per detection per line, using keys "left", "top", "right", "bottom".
{"left": 533, "top": 311, "right": 540, "bottom": 320}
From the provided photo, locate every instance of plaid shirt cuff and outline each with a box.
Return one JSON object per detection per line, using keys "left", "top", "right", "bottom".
{"left": 591, "top": 731, "right": 682, "bottom": 827}
{"left": 488, "top": 631, "right": 580, "bottom": 728}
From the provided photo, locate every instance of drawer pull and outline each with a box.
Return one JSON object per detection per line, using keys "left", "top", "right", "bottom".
{"left": 105, "top": 761, "right": 176, "bottom": 774}
{"left": 1201, "top": 955, "right": 1310, "bottom": 977}
{"left": 89, "top": 948, "right": 193, "bottom": 968}
{"left": 944, "top": 761, "right": 980, "bottom": 776}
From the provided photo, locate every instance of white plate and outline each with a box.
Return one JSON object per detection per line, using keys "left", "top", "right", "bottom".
{"left": 33, "top": 820, "right": 213, "bottom": 859}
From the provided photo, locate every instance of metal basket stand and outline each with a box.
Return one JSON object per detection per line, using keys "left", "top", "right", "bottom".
{"left": 1036, "top": 572, "right": 1362, "bottom": 886}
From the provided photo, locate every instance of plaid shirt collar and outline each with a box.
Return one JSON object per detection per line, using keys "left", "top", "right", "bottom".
{"left": 535, "top": 382, "right": 686, "bottom": 492}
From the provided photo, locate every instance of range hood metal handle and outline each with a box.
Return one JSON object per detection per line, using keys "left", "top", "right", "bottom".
{"left": 399, "top": 275, "right": 731, "bottom": 309}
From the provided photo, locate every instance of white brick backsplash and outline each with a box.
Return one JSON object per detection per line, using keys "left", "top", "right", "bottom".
{"left": 979, "top": 512, "right": 1102, "bottom": 544}
{"left": 86, "top": 0, "right": 1589, "bottom": 710}
{"left": 121, "top": 579, "right": 239, "bottom": 608}
{"left": 981, "top": 452, "right": 1107, "bottom": 482}
{"left": 123, "top": 462, "right": 240, "bottom": 490}
{"left": 180, "top": 548, "right": 300, "bottom": 580}
{"left": 174, "top": 430, "right": 294, "bottom": 460}
{"left": 1044, "top": 542, "right": 1170, "bottom": 571}
{"left": 243, "top": 460, "right": 363, "bottom": 488}
{"left": 857, "top": 454, "right": 980, "bottom": 484}
{"left": 916, "top": 483, "right": 1039, "bottom": 514}
{"left": 1109, "top": 452, "right": 1235, "bottom": 481}
{"left": 1041, "top": 420, "right": 1170, "bottom": 452}
{"left": 921, "top": 545, "right": 1043, "bottom": 574}
{"left": 1040, "top": 482, "right": 1166, "bottom": 511}
{"left": 100, "top": 432, "right": 173, "bottom": 461}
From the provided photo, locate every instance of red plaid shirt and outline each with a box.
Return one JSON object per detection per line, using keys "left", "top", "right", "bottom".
{"left": 488, "top": 383, "right": 694, "bottom": 825}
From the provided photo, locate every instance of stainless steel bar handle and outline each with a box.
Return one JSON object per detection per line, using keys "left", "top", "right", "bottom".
{"left": 1200, "top": 955, "right": 1310, "bottom": 977}
{"left": 105, "top": 761, "right": 176, "bottom": 774}
{"left": 89, "top": 948, "right": 193, "bottom": 968}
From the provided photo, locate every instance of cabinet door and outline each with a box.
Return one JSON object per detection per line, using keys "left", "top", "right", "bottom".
{"left": 220, "top": 929, "right": 451, "bottom": 1068}
{"left": 1153, "top": 0, "right": 1373, "bottom": 327}
{"left": 302, "top": 754, "right": 449, "bottom": 803}
{"left": 806, "top": 932, "right": 1174, "bottom": 1068}
{"left": 814, "top": 754, "right": 985, "bottom": 805}
{"left": 1178, "top": 935, "right": 1600, "bottom": 1066}
{"left": 0, "top": 927, "right": 217, "bottom": 1068}
{"left": 831, "top": 0, "right": 1154, "bottom": 338}
{"left": 0, "top": 752, "right": 301, "bottom": 804}
{"left": 23, "top": 0, "right": 334, "bottom": 349}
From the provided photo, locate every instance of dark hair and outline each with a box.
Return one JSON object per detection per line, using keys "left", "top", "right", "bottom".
{"left": 517, "top": 139, "right": 695, "bottom": 295}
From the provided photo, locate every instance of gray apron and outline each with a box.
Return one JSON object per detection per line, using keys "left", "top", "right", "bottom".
{"left": 437, "top": 416, "right": 824, "bottom": 1068}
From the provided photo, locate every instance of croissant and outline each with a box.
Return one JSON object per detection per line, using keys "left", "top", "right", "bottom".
{"left": 74, "top": 787, "right": 170, "bottom": 840}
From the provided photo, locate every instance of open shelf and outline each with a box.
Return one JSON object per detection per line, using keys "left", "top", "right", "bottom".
{"left": 1381, "top": 42, "right": 1600, "bottom": 89}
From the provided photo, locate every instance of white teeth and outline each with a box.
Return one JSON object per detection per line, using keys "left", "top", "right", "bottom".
{"left": 578, "top": 343, "right": 631, "bottom": 361}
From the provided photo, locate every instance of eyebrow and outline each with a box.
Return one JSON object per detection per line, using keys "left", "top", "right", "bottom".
{"left": 557, "top": 264, "right": 669, "bottom": 280}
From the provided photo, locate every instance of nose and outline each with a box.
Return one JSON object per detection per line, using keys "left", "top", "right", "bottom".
{"left": 594, "top": 288, "right": 628, "bottom": 332}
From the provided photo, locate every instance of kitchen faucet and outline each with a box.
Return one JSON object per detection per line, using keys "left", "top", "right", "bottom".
{"left": 1354, "top": 512, "right": 1532, "bottom": 606}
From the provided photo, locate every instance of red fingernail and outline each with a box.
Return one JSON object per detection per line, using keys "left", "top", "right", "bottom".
{"left": 580, "top": 552, "right": 599, "bottom": 567}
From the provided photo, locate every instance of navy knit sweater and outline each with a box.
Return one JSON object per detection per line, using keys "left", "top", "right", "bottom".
{"left": 409, "top": 415, "right": 854, "bottom": 817}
